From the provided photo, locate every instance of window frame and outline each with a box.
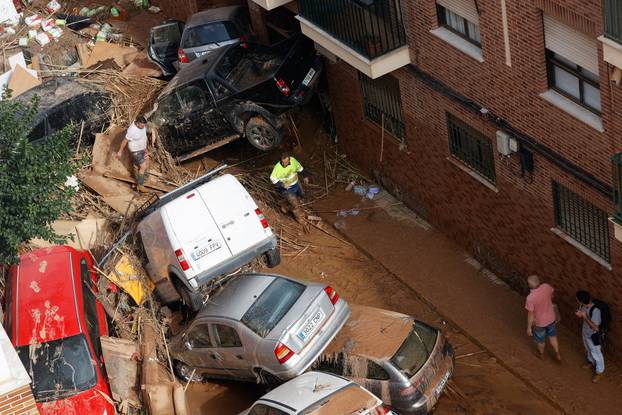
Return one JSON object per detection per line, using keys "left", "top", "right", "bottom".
{"left": 358, "top": 72, "right": 406, "bottom": 142}
{"left": 187, "top": 323, "right": 214, "bottom": 349}
{"left": 446, "top": 113, "right": 496, "bottom": 184}
{"left": 79, "top": 258, "right": 103, "bottom": 362}
{"left": 211, "top": 323, "right": 243, "bottom": 348}
{"left": 546, "top": 49, "right": 601, "bottom": 115}
{"left": 552, "top": 181, "right": 611, "bottom": 263}
{"left": 436, "top": 4, "right": 481, "bottom": 47}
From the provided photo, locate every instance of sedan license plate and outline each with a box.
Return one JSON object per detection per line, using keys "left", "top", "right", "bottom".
{"left": 298, "top": 309, "right": 325, "bottom": 341}
{"left": 191, "top": 241, "right": 221, "bottom": 261}
{"left": 434, "top": 369, "right": 451, "bottom": 398}
{"left": 302, "top": 68, "right": 316, "bottom": 86}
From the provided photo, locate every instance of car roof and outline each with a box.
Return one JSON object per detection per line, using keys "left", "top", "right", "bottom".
{"left": 198, "top": 274, "right": 302, "bottom": 321}
{"left": 256, "top": 371, "right": 352, "bottom": 412}
{"left": 186, "top": 6, "right": 242, "bottom": 28}
{"left": 156, "top": 44, "right": 230, "bottom": 99}
{"left": 323, "top": 304, "right": 414, "bottom": 361}
{"left": 16, "top": 78, "right": 106, "bottom": 112}
{"left": 11, "top": 246, "right": 86, "bottom": 346}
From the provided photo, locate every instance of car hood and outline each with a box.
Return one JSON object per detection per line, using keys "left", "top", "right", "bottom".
{"left": 38, "top": 386, "right": 113, "bottom": 415}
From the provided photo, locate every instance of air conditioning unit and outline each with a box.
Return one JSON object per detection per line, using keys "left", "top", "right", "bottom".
{"left": 496, "top": 130, "right": 518, "bottom": 156}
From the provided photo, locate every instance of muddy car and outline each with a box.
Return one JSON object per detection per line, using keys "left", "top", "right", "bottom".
{"left": 17, "top": 78, "right": 111, "bottom": 145}
{"left": 170, "top": 273, "right": 350, "bottom": 385}
{"left": 3, "top": 246, "right": 113, "bottom": 415}
{"left": 148, "top": 34, "right": 323, "bottom": 161}
{"left": 240, "top": 371, "right": 396, "bottom": 414}
{"left": 312, "top": 305, "right": 454, "bottom": 415}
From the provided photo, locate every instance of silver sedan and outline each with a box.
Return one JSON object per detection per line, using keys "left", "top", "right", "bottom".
{"left": 169, "top": 273, "right": 350, "bottom": 385}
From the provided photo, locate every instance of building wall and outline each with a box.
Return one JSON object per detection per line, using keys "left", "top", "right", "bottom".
{"left": 325, "top": 0, "right": 622, "bottom": 351}
{"left": 0, "top": 385, "right": 38, "bottom": 415}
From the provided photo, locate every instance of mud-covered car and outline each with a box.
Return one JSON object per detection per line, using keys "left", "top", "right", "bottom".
{"left": 170, "top": 273, "right": 350, "bottom": 386}
{"left": 17, "top": 78, "right": 111, "bottom": 145}
{"left": 148, "top": 34, "right": 323, "bottom": 161}
{"left": 312, "top": 305, "right": 455, "bottom": 415}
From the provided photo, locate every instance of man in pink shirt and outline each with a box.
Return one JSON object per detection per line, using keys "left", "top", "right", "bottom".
{"left": 525, "top": 275, "right": 561, "bottom": 362}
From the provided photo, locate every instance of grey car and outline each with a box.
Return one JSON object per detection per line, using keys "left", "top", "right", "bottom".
{"left": 177, "top": 6, "right": 252, "bottom": 66}
{"left": 239, "top": 371, "right": 397, "bottom": 414}
{"left": 312, "top": 305, "right": 455, "bottom": 415}
{"left": 170, "top": 273, "right": 350, "bottom": 385}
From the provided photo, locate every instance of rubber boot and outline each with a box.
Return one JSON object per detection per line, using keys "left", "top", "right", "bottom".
{"left": 137, "top": 173, "right": 148, "bottom": 193}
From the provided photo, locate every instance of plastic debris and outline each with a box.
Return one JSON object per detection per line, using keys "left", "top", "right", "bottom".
{"left": 35, "top": 32, "right": 51, "bottom": 46}
{"left": 18, "top": 37, "right": 28, "bottom": 46}
{"left": 353, "top": 185, "right": 367, "bottom": 195}
{"left": 107, "top": 255, "right": 155, "bottom": 305}
{"left": 24, "top": 15, "right": 42, "bottom": 28}
{"left": 65, "top": 175, "right": 79, "bottom": 190}
{"left": 46, "top": 1, "right": 61, "bottom": 13}
{"left": 337, "top": 208, "right": 360, "bottom": 217}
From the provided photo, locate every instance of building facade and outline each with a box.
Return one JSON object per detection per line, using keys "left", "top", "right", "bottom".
{"left": 0, "top": 324, "right": 38, "bottom": 415}
{"left": 247, "top": 0, "right": 622, "bottom": 350}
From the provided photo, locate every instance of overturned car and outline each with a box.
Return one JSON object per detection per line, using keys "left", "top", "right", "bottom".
{"left": 148, "top": 35, "right": 323, "bottom": 161}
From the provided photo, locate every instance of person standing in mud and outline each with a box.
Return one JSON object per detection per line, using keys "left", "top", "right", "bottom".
{"left": 116, "top": 116, "right": 151, "bottom": 193}
{"left": 270, "top": 151, "right": 309, "bottom": 202}
{"left": 575, "top": 290, "right": 605, "bottom": 383}
{"left": 525, "top": 275, "right": 562, "bottom": 362}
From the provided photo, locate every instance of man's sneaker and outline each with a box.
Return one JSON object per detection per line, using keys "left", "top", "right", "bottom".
{"left": 592, "top": 373, "right": 603, "bottom": 383}
{"left": 581, "top": 363, "right": 594, "bottom": 370}
{"left": 137, "top": 185, "right": 149, "bottom": 193}
{"left": 554, "top": 353, "right": 562, "bottom": 363}
{"left": 533, "top": 350, "right": 544, "bottom": 360}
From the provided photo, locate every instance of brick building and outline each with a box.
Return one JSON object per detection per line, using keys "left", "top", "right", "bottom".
{"left": 0, "top": 325, "right": 38, "bottom": 415}
{"left": 247, "top": 0, "right": 622, "bottom": 350}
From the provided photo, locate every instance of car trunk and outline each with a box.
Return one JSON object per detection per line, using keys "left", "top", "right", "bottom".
{"left": 269, "top": 286, "right": 335, "bottom": 354}
{"left": 148, "top": 21, "right": 184, "bottom": 75}
{"left": 272, "top": 36, "right": 318, "bottom": 95}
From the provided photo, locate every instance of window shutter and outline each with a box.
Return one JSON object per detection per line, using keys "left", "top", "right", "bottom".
{"left": 544, "top": 14, "right": 598, "bottom": 75}
{"left": 436, "top": 0, "right": 479, "bottom": 24}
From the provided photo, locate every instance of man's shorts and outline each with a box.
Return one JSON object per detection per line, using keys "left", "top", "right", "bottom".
{"left": 131, "top": 150, "right": 146, "bottom": 165}
{"left": 533, "top": 322, "right": 557, "bottom": 343}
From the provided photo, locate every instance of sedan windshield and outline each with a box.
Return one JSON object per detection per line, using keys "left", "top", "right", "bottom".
{"left": 17, "top": 334, "right": 98, "bottom": 402}
{"left": 391, "top": 321, "right": 438, "bottom": 378}
{"left": 182, "top": 21, "right": 239, "bottom": 49}
{"left": 241, "top": 278, "right": 305, "bottom": 337}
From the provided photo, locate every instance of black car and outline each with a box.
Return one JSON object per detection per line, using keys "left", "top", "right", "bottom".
{"left": 148, "top": 35, "right": 323, "bottom": 160}
{"left": 17, "top": 78, "right": 112, "bottom": 145}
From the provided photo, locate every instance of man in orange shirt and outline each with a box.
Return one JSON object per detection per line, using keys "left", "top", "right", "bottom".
{"left": 525, "top": 275, "right": 561, "bottom": 362}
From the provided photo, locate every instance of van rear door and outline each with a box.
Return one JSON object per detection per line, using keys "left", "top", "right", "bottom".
{"left": 196, "top": 175, "right": 270, "bottom": 256}
{"left": 163, "top": 190, "right": 231, "bottom": 275}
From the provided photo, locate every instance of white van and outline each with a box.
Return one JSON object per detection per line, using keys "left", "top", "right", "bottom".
{"left": 135, "top": 170, "right": 280, "bottom": 311}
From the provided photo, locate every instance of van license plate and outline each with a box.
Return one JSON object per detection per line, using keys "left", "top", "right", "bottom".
{"left": 434, "top": 369, "right": 451, "bottom": 398}
{"left": 191, "top": 241, "right": 222, "bottom": 260}
{"left": 298, "top": 309, "right": 324, "bottom": 341}
{"left": 302, "top": 68, "right": 316, "bottom": 86}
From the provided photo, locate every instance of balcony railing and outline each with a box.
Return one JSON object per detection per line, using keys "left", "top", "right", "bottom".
{"left": 612, "top": 152, "right": 622, "bottom": 222}
{"left": 603, "top": 0, "right": 622, "bottom": 44}
{"left": 298, "top": 0, "right": 407, "bottom": 60}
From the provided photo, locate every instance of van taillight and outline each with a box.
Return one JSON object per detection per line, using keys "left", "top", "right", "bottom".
{"left": 175, "top": 249, "right": 190, "bottom": 271}
{"left": 240, "top": 34, "right": 248, "bottom": 48}
{"left": 274, "top": 342, "right": 294, "bottom": 364}
{"left": 178, "top": 48, "right": 189, "bottom": 63}
{"left": 274, "top": 78, "right": 290, "bottom": 96}
{"left": 324, "top": 286, "right": 339, "bottom": 305}
{"left": 255, "top": 208, "right": 269, "bottom": 229}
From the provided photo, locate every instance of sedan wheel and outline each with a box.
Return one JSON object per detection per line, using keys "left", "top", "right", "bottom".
{"left": 174, "top": 360, "right": 203, "bottom": 383}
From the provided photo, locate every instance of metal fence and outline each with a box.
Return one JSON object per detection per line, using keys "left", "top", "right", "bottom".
{"left": 298, "top": 0, "right": 407, "bottom": 60}
{"left": 358, "top": 73, "right": 405, "bottom": 140}
{"left": 553, "top": 181, "right": 611, "bottom": 263}
{"left": 446, "top": 114, "right": 496, "bottom": 183}
{"left": 604, "top": 0, "right": 622, "bottom": 44}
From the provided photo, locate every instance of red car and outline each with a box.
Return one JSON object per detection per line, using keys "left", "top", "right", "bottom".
{"left": 3, "top": 246, "right": 114, "bottom": 415}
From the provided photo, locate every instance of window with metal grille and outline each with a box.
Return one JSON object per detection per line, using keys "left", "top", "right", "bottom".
{"left": 552, "top": 181, "right": 611, "bottom": 262}
{"left": 358, "top": 72, "right": 405, "bottom": 141}
{"left": 446, "top": 114, "right": 496, "bottom": 183}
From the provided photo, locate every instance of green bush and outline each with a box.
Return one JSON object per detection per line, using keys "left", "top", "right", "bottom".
{"left": 0, "top": 93, "right": 79, "bottom": 263}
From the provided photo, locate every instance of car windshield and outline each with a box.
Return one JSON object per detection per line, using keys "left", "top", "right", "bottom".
{"left": 241, "top": 278, "right": 305, "bottom": 337}
{"left": 183, "top": 21, "right": 238, "bottom": 48}
{"left": 152, "top": 23, "right": 181, "bottom": 44}
{"left": 216, "top": 47, "right": 284, "bottom": 90}
{"left": 391, "top": 321, "right": 438, "bottom": 378}
{"left": 17, "top": 334, "right": 98, "bottom": 402}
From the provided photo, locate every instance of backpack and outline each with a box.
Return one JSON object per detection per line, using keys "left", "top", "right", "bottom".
{"left": 589, "top": 299, "right": 612, "bottom": 334}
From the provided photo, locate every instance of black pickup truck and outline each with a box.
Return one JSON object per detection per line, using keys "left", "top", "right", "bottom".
{"left": 148, "top": 35, "right": 323, "bottom": 161}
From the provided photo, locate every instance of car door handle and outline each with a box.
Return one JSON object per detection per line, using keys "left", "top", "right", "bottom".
{"left": 210, "top": 352, "right": 223, "bottom": 361}
{"left": 221, "top": 220, "right": 234, "bottom": 229}
{"left": 235, "top": 355, "right": 243, "bottom": 360}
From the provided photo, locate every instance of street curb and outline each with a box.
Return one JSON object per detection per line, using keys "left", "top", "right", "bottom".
{"left": 322, "top": 219, "right": 569, "bottom": 415}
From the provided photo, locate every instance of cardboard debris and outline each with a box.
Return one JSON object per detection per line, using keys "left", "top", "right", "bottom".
{"left": 142, "top": 320, "right": 177, "bottom": 415}
{"left": 30, "top": 218, "right": 106, "bottom": 250}
{"left": 308, "top": 385, "right": 378, "bottom": 415}
{"left": 122, "top": 52, "right": 162, "bottom": 77}
{"left": 76, "top": 43, "right": 92, "bottom": 66}
{"left": 107, "top": 255, "right": 155, "bottom": 305}
{"left": 100, "top": 336, "right": 142, "bottom": 408}
{"left": 8, "top": 52, "right": 26, "bottom": 71}
{"left": 84, "top": 41, "right": 138, "bottom": 68}
{"left": 103, "top": 172, "right": 174, "bottom": 192}
{"left": 92, "top": 128, "right": 133, "bottom": 176}
{"left": 7, "top": 64, "right": 41, "bottom": 98}
{"left": 0, "top": 0, "right": 18, "bottom": 24}
{"left": 102, "top": 194, "right": 140, "bottom": 215}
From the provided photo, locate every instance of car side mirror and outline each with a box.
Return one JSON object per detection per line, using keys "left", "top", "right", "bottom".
{"left": 184, "top": 340, "right": 193, "bottom": 351}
